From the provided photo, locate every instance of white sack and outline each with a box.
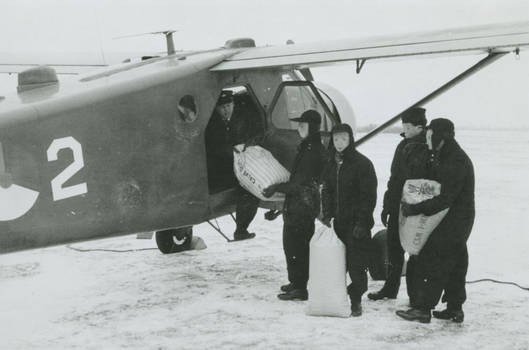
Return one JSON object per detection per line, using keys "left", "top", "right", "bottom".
{"left": 233, "top": 145, "right": 290, "bottom": 202}
{"left": 399, "top": 179, "right": 449, "bottom": 255}
{"left": 306, "top": 224, "right": 350, "bottom": 318}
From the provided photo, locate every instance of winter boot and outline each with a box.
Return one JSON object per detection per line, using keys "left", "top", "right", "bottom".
{"left": 396, "top": 308, "right": 431, "bottom": 323}
{"left": 367, "top": 288, "right": 397, "bottom": 301}
{"left": 350, "top": 303, "right": 363, "bottom": 317}
{"left": 432, "top": 308, "right": 464, "bottom": 323}
{"left": 280, "top": 283, "right": 295, "bottom": 292}
{"left": 277, "top": 289, "right": 308, "bottom": 301}
{"left": 233, "top": 230, "right": 256, "bottom": 241}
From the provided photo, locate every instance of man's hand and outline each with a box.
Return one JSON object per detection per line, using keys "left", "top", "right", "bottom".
{"left": 262, "top": 184, "right": 279, "bottom": 198}
{"left": 401, "top": 202, "right": 419, "bottom": 217}
{"left": 380, "top": 209, "right": 390, "bottom": 227}
{"left": 0, "top": 172, "right": 13, "bottom": 189}
{"left": 320, "top": 217, "right": 332, "bottom": 228}
{"left": 352, "top": 225, "right": 369, "bottom": 239}
{"left": 242, "top": 135, "right": 261, "bottom": 151}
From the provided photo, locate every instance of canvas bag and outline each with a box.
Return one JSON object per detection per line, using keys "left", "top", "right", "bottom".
{"left": 233, "top": 145, "right": 290, "bottom": 201}
{"left": 399, "top": 179, "right": 449, "bottom": 255}
{"left": 306, "top": 224, "right": 350, "bottom": 318}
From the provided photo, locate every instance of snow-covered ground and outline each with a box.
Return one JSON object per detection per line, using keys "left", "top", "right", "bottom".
{"left": 1, "top": 130, "right": 528, "bottom": 350}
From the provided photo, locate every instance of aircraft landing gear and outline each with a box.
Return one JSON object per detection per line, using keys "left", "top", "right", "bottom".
{"left": 155, "top": 226, "right": 193, "bottom": 254}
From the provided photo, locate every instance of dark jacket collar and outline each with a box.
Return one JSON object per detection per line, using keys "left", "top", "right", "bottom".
{"left": 300, "top": 132, "right": 321, "bottom": 150}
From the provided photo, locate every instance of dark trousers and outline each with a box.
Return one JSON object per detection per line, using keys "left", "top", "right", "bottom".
{"left": 384, "top": 213, "right": 404, "bottom": 295}
{"left": 383, "top": 214, "right": 417, "bottom": 302}
{"left": 282, "top": 213, "right": 315, "bottom": 289}
{"left": 414, "top": 241, "right": 469, "bottom": 310}
{"left": 334, "top": 221, "right": 370, "bottom": 303}
{"left": 235, "top": 187, "right": 259, "bottom": 234}
{"left": 441, "top": 245, "right": 468, "bottom": 310}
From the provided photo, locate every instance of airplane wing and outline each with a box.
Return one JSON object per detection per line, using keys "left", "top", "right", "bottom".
{"left": 0, "top": 64, "right": 107, "bottom": 75}
{"left": 211, "top": 21, "right": 529, "bottom": 71}
{"left": 0, "top": 51, "right": 165, "bottom": 75}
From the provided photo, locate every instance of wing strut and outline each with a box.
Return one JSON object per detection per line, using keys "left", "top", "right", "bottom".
{"left": 355, "top": 51, "right": 508, "bottom": 146}
{"left": 356, "top": 59, "right": 367, "bottom": 74}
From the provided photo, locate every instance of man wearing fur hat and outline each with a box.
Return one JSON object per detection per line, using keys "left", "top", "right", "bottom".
{"left": 396, "top": 118, "right": 475, "bottom": 323}
{"left": 368, "top": 107, "right": 428, "bottom": 304}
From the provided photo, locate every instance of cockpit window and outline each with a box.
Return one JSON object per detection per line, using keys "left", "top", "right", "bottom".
{"left": 270, "top": 84, "right": 335, "bottom": 133}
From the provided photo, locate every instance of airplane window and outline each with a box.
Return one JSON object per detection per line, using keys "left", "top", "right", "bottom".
{"left": 178, "top": 95, "right": 198, "bottom": 123}
{"left": 271, "top": 85, "right": 334, "bottom": 132}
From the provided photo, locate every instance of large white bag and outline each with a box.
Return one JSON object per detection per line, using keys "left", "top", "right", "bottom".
{"left": 233, "top": 145, "right": 290, "bottom": 202}
{"left": 399, "top": 179, "right": 449, "bottom": 255}
{"left": 306, "top": 225, "right": 350, "bottom": 318}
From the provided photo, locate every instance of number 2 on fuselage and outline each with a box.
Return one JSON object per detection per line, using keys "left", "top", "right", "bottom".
{"left": 47, "top": 136, "right": 87, "bottom": 201}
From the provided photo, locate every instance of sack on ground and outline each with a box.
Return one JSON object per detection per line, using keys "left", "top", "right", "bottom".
{"left": 399, "top": 179, "right": 449, "bottom": 255}
{"left": 233, "top": 145, "right": 290, "bottom": 201}
{"left": 306, "top": 224, "right": 350, "bottom": 318}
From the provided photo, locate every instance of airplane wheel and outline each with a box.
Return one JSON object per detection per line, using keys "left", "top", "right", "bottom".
{"left": 368, "top": 229, "right": 388, "bottom": 281}
{"left": 155, "top": 226, "right": 193, "bottom": 254}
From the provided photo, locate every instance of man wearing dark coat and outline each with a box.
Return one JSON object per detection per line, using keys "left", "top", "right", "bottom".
{"left": 262, "top": 110, "right": 326, "bottom": 301}
{"left": 205, "top": 90, "right": 264, "bottom": 241}
{"left": 321, "top": 123, "right": 378, "bottom": 316}
{"left": 368, "top": 107, "right": 427, "bottom": 305}
{"left": 396, "top": 118, "right": 475, "bottom": 323}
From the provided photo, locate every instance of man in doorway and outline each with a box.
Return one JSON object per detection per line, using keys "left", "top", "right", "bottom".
{"left": 205, "top": 90, "right": 264, "bottom": 241}
{"left": 368, "top": 107, "right": 427, "bottom": 305}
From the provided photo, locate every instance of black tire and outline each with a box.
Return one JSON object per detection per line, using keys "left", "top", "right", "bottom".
{"left": 155, "top": 226, "right": 193, "bottom": 254}
{"left": 368, "top": 229, "right": 389, "bottom": 281}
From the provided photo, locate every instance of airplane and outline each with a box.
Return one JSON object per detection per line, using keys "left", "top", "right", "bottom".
{"left": 0, "top": 21, "right": 528, "bottom": 257}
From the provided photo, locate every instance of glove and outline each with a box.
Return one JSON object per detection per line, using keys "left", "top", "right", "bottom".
{"left": 0, "top": 172, "right": 13, "bottom": 189}
{"left": 243, "top": 135, "right": 261, "bottom": 151}
{"left": 352, "top": 225, "right": 369, "bottom": 239}
{"left": 262, "top": 184, "right": 279, "bottom": 198}
{"left": 401, "top": 202, "right": 419, "bottom": 217}
{"left": 264, "top": 209, "right": 282, "bottom": 221}
{"left": 380, "top": 208, "right": 390, "bottom": 227}
{"left": 320, "top": 217, "right": 332, "bottom": 228}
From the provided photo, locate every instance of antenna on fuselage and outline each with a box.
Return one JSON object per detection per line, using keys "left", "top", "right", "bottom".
{"left": 113, "top": 30, "right": 178, "bottom": 56}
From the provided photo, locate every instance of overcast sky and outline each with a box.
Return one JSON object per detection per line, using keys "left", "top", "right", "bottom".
{"left": 1, "top": 0, "right": 528, "bottom": 128}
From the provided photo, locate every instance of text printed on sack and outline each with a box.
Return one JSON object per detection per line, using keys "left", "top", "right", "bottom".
{"left": 407, "top": 183, "right": 436, "bottom": 197}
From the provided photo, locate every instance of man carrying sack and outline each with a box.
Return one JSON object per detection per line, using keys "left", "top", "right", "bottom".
{"left": 396, "top": 118, "right": 475, "bottom": 323}
{"left": 205, "top": 90, "right": 264, "bottom": 241}
{"left": 262, "top": 110, "right": 326, "bottom": 301}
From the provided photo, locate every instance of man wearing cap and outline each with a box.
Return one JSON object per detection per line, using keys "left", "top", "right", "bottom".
{"left": 368, "top": 107, "right": 428, "bottom": 304}
{"left": 396, "top": 118, "right": 475, "bottom": 323}
{"left": 262, "top": 110, "right": 326, "bottom": 301}
{"left": 321, "top": 123, "right": 377, "bottom": 316}
{"left": 205, "top": 90, "right": 264, "bottom": 241}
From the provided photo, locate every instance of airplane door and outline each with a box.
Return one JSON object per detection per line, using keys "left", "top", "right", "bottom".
{"left": 262, "top": 81, "right": 340, "bottom": 170}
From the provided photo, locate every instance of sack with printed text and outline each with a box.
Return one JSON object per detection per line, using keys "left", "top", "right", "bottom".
{"left": 399, "top": 179, "right": 449, "bottom": 255}
{"left": 233, "top": 145, "right": 290, "bottom": 201}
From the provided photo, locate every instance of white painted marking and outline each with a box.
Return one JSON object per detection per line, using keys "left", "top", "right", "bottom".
{"left": 47, "top": 137, "right": 87, "bottom": 201}
{"left": 0, "top": 184, "right": 39, "bottom": 221}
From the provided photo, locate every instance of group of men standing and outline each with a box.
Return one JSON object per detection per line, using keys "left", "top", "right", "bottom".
{"left": 206, "top": 91, "right": 475, "bottom": 323}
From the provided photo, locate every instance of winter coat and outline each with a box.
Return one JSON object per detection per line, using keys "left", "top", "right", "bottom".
{"left": 205, "top": 108, "right": 264, "bottom": 189}
{"left": 322, "top": 142, "right": 377, "bottom": 234}
{"left": 410, "top": 138, "right": 475, "bottom": 248}
{"left": 276, "top": 132, "right": 326, "bottom": 218}
{"left": 383, "top": 132, "right": 428, "bottom": 214}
